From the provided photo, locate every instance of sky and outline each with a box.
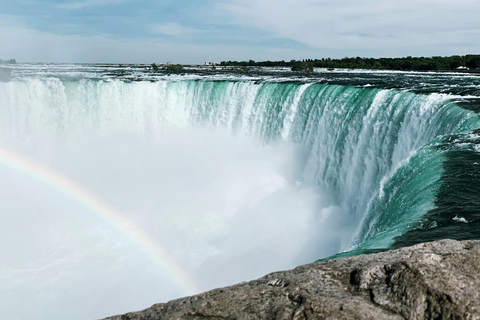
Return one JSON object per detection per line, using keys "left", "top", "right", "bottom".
{"left": 1, "top": 0, "right": 480, "bottom": 64}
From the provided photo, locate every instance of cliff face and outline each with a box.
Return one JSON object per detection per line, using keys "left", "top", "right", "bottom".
{"left": 104, "top": 239, "right": 480, "bottom": 320}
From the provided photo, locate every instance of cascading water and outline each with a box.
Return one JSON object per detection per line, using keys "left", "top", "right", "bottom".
{"left": 1, "top": 65, "right": 479, "bottom": 320}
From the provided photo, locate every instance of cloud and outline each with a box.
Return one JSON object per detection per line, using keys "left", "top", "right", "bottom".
{"left": 2, "top": 0, "right": 480, "bottom": 62}
{"left": 219, "top": 0, "right": 480, "bottom": 56}
{"left": 0, "top": 17, "right": 315, "bottom": 63}
{"left": 56, "top": 0, "right": 129, "bottom": 10}
{"left": 150, "top": 23, "right": 202, "bottom": 37}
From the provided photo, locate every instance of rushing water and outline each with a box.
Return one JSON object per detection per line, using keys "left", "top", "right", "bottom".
{"left": 1, "top": 64, "right": 480, "bottom": 319}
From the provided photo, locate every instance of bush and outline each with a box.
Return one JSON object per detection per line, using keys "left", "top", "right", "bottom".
{"left": 165, "top": 64, "right": 184, "bottom": 71}
{"left": 291, "top": 61, "right": 313, "bottom": 73}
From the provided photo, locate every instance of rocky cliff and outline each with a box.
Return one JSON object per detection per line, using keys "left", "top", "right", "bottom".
{"left": 104, "top": 239, "right": 480, "bottom": 320}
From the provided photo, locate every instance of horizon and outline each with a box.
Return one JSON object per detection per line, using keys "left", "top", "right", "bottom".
{"left": 3, "top": 54, "right": 480, "bottom": 65}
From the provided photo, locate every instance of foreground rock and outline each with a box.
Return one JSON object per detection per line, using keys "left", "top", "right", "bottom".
{"left": 104, "top": 239, "right": 480, "bottom": 320}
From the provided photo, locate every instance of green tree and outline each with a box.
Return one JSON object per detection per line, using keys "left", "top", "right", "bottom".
{"left": 291, "top": 61, "right": 314, "bottom": 73}
{"left": 165, "top": 64, "right": 184, "bottom": 71}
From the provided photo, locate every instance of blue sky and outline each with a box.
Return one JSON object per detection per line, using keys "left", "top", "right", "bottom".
{"left": 1, "top": 0, "right": 479, "bottom": 63}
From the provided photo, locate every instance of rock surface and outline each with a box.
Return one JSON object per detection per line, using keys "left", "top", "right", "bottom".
{"left": 104, "top": 239, "right": 480, "bottom": 320}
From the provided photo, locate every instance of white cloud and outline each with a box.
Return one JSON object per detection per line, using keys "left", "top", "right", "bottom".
{"left": 219, "top": 0, "right": 480, "bottom": 56}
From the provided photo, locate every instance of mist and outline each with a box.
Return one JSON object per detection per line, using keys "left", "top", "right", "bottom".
{"left": 0, "top": 122, "right": 349, "bottom": 319}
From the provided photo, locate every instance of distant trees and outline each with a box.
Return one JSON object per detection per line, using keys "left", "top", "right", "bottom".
{"left": 0, "top": 59, "right": 16, "bottom": 64}
{"left": 164, "top": 64, "right": 184, "bottom": 71}
{"left": 150, "top": 63, "right": 184, "bottom": 72}
{"left": 219, "top": 55, "right": 480, "bottom": 71}
{"left": 466, "top": 55, "right": 480, "bottom": 69}
{"left": 290, "top": 60, "right": 313, "bottom": 73}
{"left": 148, "top": 55, "right": 479, "bottom": 74}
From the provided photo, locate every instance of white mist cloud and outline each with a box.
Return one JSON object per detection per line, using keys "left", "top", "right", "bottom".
{"left": 0, "top": 123, "right": 352, "bottom": 319}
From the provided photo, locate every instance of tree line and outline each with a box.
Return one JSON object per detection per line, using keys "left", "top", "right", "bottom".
{"left": 219, "top": 55, "right": 480, "bottom": 71}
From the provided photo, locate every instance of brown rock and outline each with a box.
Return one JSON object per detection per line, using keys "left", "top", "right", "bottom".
{"left": 103, "top": 239, "right": 480, "bottom": 320}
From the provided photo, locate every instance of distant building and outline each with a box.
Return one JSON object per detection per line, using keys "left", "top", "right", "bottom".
{"left": 205, "top": 61, "right": 215, "bottom": 66}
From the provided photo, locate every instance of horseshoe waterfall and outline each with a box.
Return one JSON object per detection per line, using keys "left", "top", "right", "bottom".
{"left": 1, "top": 65, "right": 479, "bottom": 320}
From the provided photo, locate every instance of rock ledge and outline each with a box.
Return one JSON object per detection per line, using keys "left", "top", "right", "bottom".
{"left": 104, "top": 239, "right": 480, "bottom": 320}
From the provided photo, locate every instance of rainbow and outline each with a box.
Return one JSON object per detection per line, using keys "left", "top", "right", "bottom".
{"left": 0, "top": 145, "right": 201, "bottom": 296}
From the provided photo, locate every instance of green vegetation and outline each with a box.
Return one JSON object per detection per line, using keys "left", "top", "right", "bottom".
{"left": 220, "top": 55, "right": 480, "bottom": 71}
{"left": 291, "top": 61, "right": 314, "bottom": 73}
{"left": 0, "top": 59, "right": 16, "bottom": 64}
{"left": 164, "top": 64, "right": 184, "bottom": 72}
{"left": 150, "top": 63, "right": 184, "bottom": 72}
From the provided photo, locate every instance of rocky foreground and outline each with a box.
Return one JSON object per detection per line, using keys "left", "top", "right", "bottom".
{"left": 104, "top": 239, "right": 480, "bottom": 320}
